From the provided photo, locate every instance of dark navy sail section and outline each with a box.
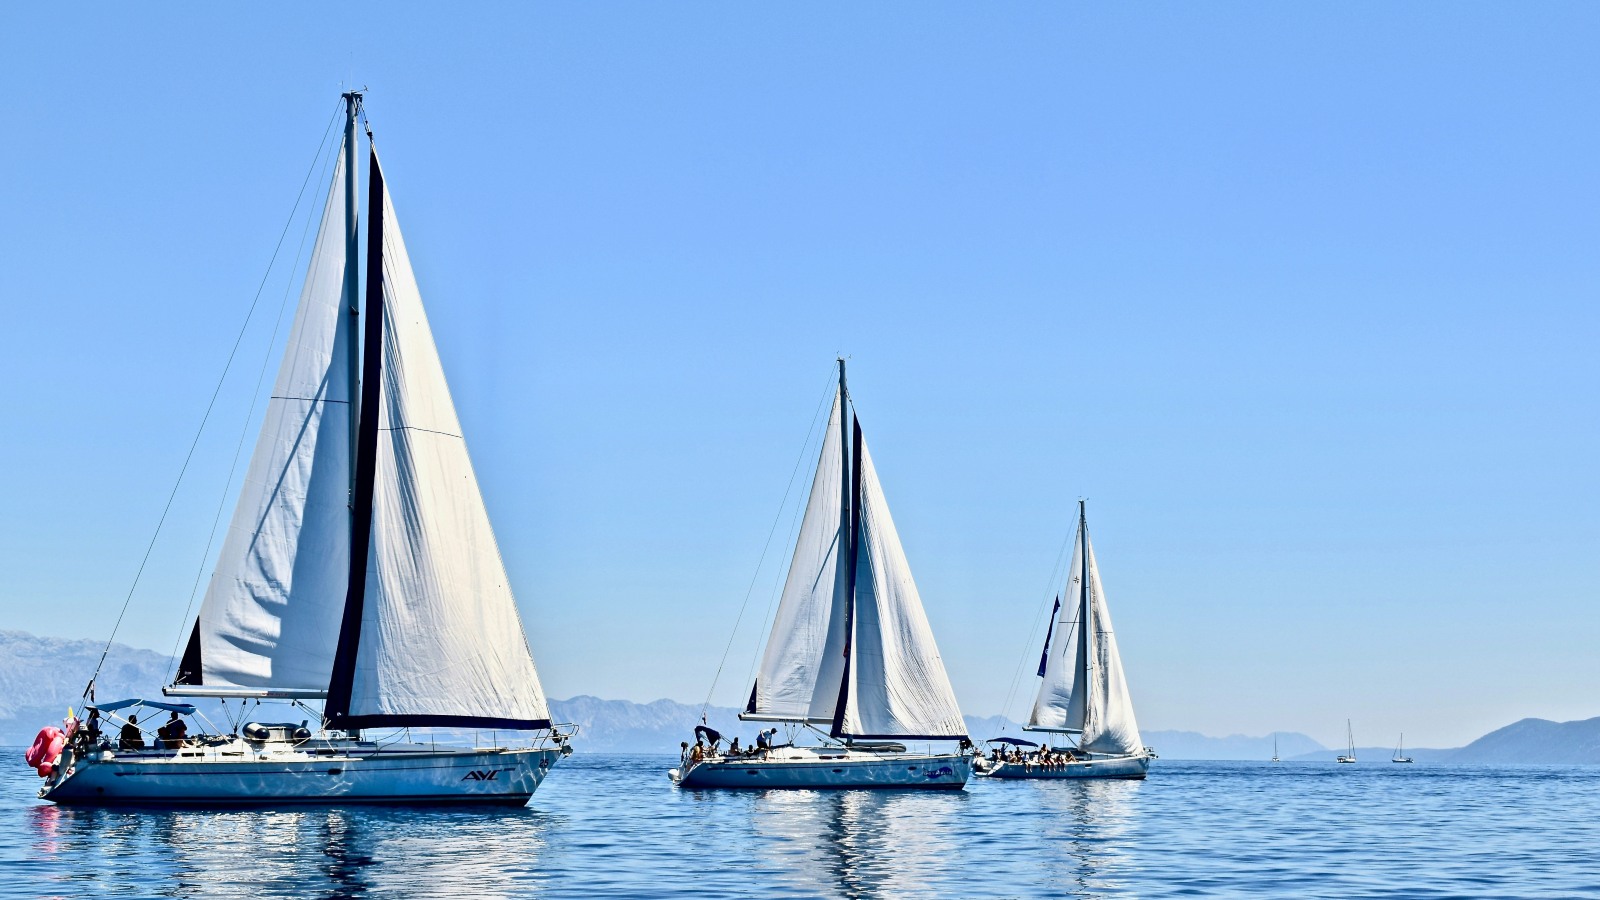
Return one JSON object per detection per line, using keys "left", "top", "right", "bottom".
{"left": 326, "top": 148, "right": 551, "bottom": 731}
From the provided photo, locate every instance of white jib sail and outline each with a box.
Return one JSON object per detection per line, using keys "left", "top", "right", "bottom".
{"left": 836, "top": 439, "right": 966, "bottom": 739}
{"left": 1028, "top": 531, "right": 1087, "bottom": 733}
{"left": 748, "top": 390, "right": 848, "bottom": 723}
{"left": 190, "top": 149, "right": 352, "bottom": 690}
{"left": 343, "top": 174, "right": 551, "bottom": 724}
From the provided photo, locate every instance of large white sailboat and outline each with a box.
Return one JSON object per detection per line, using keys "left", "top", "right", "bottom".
{"left": 671, "top": 361, "right": 972, "bottom": 789}
{"left": 37, "top": 94, "right": 571, "bottom": 806}
{"left": 980, "top": 501, "right": 1153, "bottom": 780}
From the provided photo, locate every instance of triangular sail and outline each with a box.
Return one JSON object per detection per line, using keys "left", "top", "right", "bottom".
{"left": 331, "top": 156, "right": 550, "bottom": 728}
{"left": 1028, "top": 513, "right": 1144, "bottom": 756}
{"left": 746, "top": 390, "right": 848, "bottom": 723}
{"left": 175, "top": 149, "right": 353, "bottom": 691}
{"left": 1028, "top": 534, "right": 1087, "bottom": 732}
{"left": 1078, "top": 538, "right": 1142, "bottom": 754}
{"left": 834, "top": 433, "right": 966, "bottom": 740}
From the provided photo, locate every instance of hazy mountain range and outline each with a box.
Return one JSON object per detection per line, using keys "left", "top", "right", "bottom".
{"left": 3, "top": 630, "right": 1597, "bottom": 764}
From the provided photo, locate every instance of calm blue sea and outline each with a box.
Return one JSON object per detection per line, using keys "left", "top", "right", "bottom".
{"left": 2, "top": 754, "right": 1597, "bottom": 898}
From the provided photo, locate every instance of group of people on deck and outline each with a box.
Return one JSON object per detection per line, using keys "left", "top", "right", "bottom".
{"left": 92, "top": 710, "right": 191, "bottom": 752}
{"left": 680, "top": 724, "right": 782, "bottom": 766}
{"left": 990, "top": 744, "right": 1082, "bottom": 772}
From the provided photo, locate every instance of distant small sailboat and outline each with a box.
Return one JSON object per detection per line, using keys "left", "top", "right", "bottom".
{"left": 1392, "top": 734, "right": 1413, "bottom": 764}
{"left": 1336, "top": 720, "right": 1357, "bottom": 763}
{"left": 1271, "top": 733, "right": 1280, "bottom": 763}
{"left": 978, "top": 501, "right": 1154, "bottom": 780}
{"left": 670, "top": 360, "right": 971, "bottom": 790}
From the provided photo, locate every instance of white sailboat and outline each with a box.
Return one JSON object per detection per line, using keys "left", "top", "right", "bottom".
{"left": 1392, "top": 734, "right": 1413, "bottom": 764}
{"left": 671, "top": 361, "right": 972, "bottom": 789}
{"left": 1336, "top": 720, "right": 1357, "bottom": 763}
{"left": 1271, "top": 733, "right": 1280, "bottom": 763}
{"left": 982, "top": 501, "right": 1153, "bottom": 780}
{"left": 37, "top": 93, "right": 571, "bottom": 806}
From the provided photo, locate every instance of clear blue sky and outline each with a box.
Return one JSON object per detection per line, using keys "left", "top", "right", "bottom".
{"left": 2, "top": 4, "right": 1595, "bottom": 749}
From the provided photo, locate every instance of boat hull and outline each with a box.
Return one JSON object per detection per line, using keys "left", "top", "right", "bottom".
{"left": 980, "top": 754, "right": 1150, "bottom": 780}
{"left": 40, "top": 743, "right": 564, "bottom": 807}
{"left": 671, "top": 748, "right": 971, "bottom": 790}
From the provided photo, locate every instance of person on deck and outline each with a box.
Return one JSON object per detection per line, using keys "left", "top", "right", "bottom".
{"left": 163, "top": 711, "right": 188, "bottom": 748}
{"left": 118, "top": 715, "right": 145, "bottom": 751}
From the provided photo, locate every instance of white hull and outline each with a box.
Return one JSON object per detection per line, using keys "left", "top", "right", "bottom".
{"left": 977, "top": 753, "right": 1150, "bottom": 780}
{"left": 670, "top": 746, "right": 970, "bottom": 790}
{"left": 40, "top": 738, "right": 564, "bottom": 807}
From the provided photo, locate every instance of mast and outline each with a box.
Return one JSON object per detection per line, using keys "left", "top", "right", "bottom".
{"left": 324, "top": 133, "right": 387, "bottom": 730}
{"left": 1076, "top": 500, "right": 1093, "bottom": 739}
{"left": 830, "top": 368, "right": 861, "bottom": 739}
{"left": 341, "top": 91, "right": 362, "bottom": 501}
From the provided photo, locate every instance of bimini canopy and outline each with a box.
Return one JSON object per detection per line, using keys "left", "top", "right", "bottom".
{"left": 985, "top": 736, "right": 1038, "bottom": 747}
{"left": 89, "top": 699, "right": 198, "bottom": 715}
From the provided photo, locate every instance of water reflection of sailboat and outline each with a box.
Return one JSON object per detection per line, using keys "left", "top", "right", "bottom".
{"left": 752, "top": 789, "right": 970, "bottom": 899}
{"left": 28, "top": 803, "right": 557, "bottom": 898}
{"left": 1030, "top": 777, "right": 1141, "bottom": 895}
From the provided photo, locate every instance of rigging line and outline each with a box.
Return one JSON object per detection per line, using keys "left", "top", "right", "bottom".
{"left": 742, "top": 419, "right": 820, "bottom": 694}
{"left": 997, "top": 512, "right": 1077, "bottom": 725}
{"left": 699, "top": 368, "right": 838, "bottom": 718}
{"left": 84, "top": 98, "right": 346, "bottom": 699}
{"left": 163, "top": 116, "right": 343, "bottom": 683}
{"left": 738, "top": 370, "right": 838, "bottom": 696}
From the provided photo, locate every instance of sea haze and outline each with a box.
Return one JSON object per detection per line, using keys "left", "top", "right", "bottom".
{"left": 4, "top": 754, "right": 1600, "bottom": 898}
{"left": 5, "top": 631, "right": 1599, "bottom": 762}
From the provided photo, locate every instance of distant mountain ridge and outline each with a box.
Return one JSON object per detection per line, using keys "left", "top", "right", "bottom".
{"left": 2, "top": 630, "right": 1597, "bottom": 763}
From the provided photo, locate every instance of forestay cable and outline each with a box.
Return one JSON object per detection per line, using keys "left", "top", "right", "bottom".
{"left": 699, "top": 368, "right": 838, "bottom": 719}
{"left": 84, "top": 99, "right": 346, "bottom": 699}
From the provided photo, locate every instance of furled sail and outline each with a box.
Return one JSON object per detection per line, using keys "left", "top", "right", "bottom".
{"left": 745, "top": 390, "right": 849, "bottom": 723}
{"left": 1027, "top": 511, "right": 1143, "bottom": 755}
{"left": 833, "top": 428, "right": 967, "bottom": 740}
{"left": 328, "top": 155, "right": 550, "bottom": 729}
{"left": 174, "top": 148, "right": 352, "bottom": 691}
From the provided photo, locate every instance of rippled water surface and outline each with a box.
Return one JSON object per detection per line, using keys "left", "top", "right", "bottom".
{"left": 3, "top": 755, "right": 1598, "bottom": 898}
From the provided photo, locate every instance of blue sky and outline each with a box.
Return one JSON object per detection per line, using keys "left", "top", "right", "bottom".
{"left": 1, "top": 4, "right": 1596, "bottom": 748}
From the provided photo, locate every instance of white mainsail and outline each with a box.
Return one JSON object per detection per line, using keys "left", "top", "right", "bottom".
{"left": 748, "top": 390, "right": 848, "bottom": 723}
{"left": 742, "top": 367, "right": 966, "bottom": 741}
{"left": 181, "top": 149, "right": 352, "bottom": 691}
{"left": 1028, "top": 509, "right": 1143, "bottom": 755}
{"left": 1030, "top": 542, "right": 1087, "bottom": 733}
{"left": 835, "top": 439, "right": 966, "bottom": 739}
{"left": 340, "top": 170, "right": 551, "bottom": 726}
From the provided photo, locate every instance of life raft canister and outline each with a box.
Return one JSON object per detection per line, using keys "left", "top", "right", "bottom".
{"left": 25, "top": 726, "right": 64, "bottom": 777}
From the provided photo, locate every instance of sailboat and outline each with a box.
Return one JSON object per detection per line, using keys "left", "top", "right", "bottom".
{"left": 983, "top": 501, "right": 1153, "bottom": 780}
{"left": 37, "top": 93, "right": 571, "bottom": 806}
{"left": 1336, "top": 720, "right": 1357, "bottom": 763}
{"left": 670, "top": 361, "right": 972, "bottom": 789}
{"left": 1271, "top": 733, "right": 1280, "bottom": 763}
{"left": 1392, "top": 734, "right": 1413, "bottom": 764}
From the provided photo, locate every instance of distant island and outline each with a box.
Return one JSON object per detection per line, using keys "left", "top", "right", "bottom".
{"left": 3, "top": 630, "right": 1597, "bottom": 763}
